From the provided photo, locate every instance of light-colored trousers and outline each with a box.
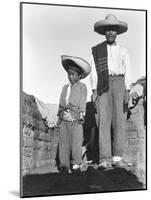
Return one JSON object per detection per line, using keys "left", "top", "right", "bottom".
{"left": 95, "top": 76, "right": 125, "bottom": 161}
{"left": 59, "top": 121, "right": 83, "bottom": 168}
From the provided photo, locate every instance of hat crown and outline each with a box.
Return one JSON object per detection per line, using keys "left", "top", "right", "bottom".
{"left": 105, "top": 14, "right": 118, "bottom": 22}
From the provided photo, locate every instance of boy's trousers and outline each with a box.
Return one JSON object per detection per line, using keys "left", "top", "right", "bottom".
{"left": 95, "top": 76, "right": 125, "bottom": 161}
{"left": 59, "top": 121, "right": 83, "bottom": 168}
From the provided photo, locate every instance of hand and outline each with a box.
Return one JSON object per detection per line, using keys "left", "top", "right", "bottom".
{"left": 132, "top": 92, "right": 139, "bottom": 100}
{"left": 79, "top": 112, "right": 85, "bottom": 124}
{"left": 124, "top": 90, "right": 130, "bottom": 104}
{"left": 91, "top": 89, "right": 97, "bottom": 103}
{"left": 79, "top": 117, "right": 85, "bottom": 124}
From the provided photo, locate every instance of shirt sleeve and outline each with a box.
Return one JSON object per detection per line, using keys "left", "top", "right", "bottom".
{"left": 79, "top": 83, "right": 87, "bottom": 113}
{"left": 90, "top": 54, "right": 98, "bottom": 91}
{"left": 123, "top": 48, "right": 132, "bottom": 90}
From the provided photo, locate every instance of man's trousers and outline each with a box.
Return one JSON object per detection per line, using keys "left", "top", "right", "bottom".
{"left": 95, "top": 76, "right": 126, "bottom": 161}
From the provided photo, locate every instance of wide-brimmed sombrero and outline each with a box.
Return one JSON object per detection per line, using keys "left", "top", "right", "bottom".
{"left": 94, "top": 14, "right": 128, "bottom": 35}
{"left": 61, "top": 55, "right": 91, "bottom": 79}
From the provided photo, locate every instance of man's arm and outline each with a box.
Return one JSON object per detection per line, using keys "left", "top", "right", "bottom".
{"left": 90, "top": 54, "right": 98, "bottom": 103}
{"left": 79, "top": 84, "right": 87, "bottom": 124}
{"left": 90, "top": 54, "right": 98, "bottom": 91}
{"left": 123, "top": 48, "right": 132, "bottom": 103}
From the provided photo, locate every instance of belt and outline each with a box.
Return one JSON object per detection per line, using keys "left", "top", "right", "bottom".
{"left": 62, "top": 119, "right": 81, "bottom": 124}
{"left": 109, "top": 74, "right": 124, "bottom": 78}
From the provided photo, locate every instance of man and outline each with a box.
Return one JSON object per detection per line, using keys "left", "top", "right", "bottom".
{"left": 90, "top": 14, "right": 132, "bottom": 169}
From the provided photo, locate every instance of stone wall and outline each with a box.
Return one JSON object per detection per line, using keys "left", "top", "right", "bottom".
{"left": 123, "top": 99, "right": 146, "bottom": 182}
{"left": 21, "top": 92, "right": 59, "bottom": 175}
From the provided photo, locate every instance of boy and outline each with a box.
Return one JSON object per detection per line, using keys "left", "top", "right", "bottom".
{"left": 57, "top": 55, "right": 91, "bottom": 173}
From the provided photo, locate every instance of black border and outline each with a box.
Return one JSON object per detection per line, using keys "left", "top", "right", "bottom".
{"left": 20, "top": 2, "right": 147, "bottom": 198}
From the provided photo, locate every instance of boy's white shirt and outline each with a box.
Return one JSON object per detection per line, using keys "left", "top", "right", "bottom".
{"left": 90, "top": 43, "right": 132, "bottom": 90}
{"left": 65, "top": 83, "right": 71, "bottom": 105}
{"left": 63, "top": 83, "right": 74, "bottom": 121}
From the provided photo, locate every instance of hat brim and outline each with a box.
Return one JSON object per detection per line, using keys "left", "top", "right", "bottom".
{"left": 94, "top": 20, "right": 128, "bottom": 35}
{"left": 61, "top": 55, "right": 91, "bottom": 79}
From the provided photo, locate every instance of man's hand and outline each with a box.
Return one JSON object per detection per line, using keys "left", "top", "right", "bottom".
{"left": 91, "top": 89, "right": 97, "bottom": 103}
{"left": 131, "top": 92, "right": 139, "bottom": 100}
{"left": 124, "top": 90, "right": 130, "bottom": 104}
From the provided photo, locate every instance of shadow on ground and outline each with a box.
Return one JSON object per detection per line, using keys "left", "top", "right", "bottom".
{"left": 23, "top": 166, "right": 146, "bottom": 197}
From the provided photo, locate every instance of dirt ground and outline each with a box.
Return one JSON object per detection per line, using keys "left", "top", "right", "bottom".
{"left": 22, "top": 162, "right": 146, "bottom": 198}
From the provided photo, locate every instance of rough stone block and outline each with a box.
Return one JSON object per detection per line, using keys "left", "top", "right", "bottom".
{"left": 23, "top": 156, "right": 34, "bottom": 170}
{"left": 49, "top": 149, "right": 58, "bottom": 159}
{"left": 127, "top": 131, "right": 137, "bottom": 139}
{"left": 45, "top": 133, "right": 51, "bottom": 142}
{"left": 138, "top": 130, "right": 146, "bottom": 138}
{"left": 33, "top": 139, "right": 41, "bottom": 149}
{"left": 38, "top": 121, "right": 48, "bottom": 132}
{"left": 33, "top": 129, "right": 40, "bottom": 139}
{"left": 28, "top": 107, "right": 42, "bottom": 120}
{"left": 132, "top": 120, "right": 145, "bottom": 131}
{"left": 47, "top": 142, "right": 53, "bottom": 151}
{"left": 39, "top": 132, "right": 46, "bottom": 141}
{"left": 123, "top": 148, "right": 138, "bottom": 162}
{"left": 23, "top": 147, "right": 33, "bottom": 157}
{"left": 128, "top": 138, "right": 145, "bottom": 149}
{"left": 23, "top": 136, "right": 34, "bottom": 147}
{"left": 40, "top": 141, "right": 47, "bottom": 149}
{"left": 22, "top": 113, "right": 34, "bottom": 127}
{"left": 137, "top": 138, "right": 145, "bottom": 147}
{"left": 23, "top": 127, "right": 34, "bottom": 138}
{"left": 125, "top": 120, "right": 136, "bottom": 131}
{"left": 39, "top": 160, "right": 47, "bottom": 167}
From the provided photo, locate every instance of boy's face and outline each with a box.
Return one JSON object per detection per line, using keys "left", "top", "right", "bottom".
{"left": 67, "top": 68, "right": 81, "bottom": 84}
{"left": 105, "top": 26, "right": 117, "bottom": 44}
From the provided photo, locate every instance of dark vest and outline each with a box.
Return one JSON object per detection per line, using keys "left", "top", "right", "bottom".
{"left": 92, "top": 41, "right": 109, "bottom": 96}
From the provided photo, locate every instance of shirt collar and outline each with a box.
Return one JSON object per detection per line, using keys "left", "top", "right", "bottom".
{"left": 107, "top": 41, "right": 117, "bottom": 46}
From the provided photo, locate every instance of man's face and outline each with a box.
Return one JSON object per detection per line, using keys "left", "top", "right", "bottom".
{"left": 105, "top": 26, "right": 117, "bottom": 44}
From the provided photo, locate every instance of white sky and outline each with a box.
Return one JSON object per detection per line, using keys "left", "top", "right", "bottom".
{"left": 22, "top": 3, "right": 146, "bottom": 104}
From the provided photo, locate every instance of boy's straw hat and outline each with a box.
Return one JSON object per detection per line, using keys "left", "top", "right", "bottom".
{"left": 61, "top": 55, "right": 91, "bottom": 79}
{"left": 94, "top": 14, "right": 128, "bottom": 35}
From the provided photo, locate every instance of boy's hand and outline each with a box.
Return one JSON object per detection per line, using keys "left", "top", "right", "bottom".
{"left": 79, "top": 117, "right": 85, "bottom": 124}
{"left": 56, "top": 118, "right": 61, "bottom": 127}
{"left": 79, "top": 112, "right": 85, "bottom": 124}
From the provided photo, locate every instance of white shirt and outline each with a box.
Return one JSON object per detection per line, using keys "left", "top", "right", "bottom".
{"left": 90, "top": 43, "right": 132, "bottom": 90}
